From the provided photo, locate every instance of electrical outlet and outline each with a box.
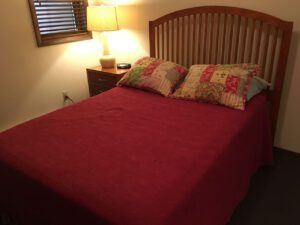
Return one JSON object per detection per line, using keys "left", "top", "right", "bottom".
{"left": 62, "top": 90, "right": 74, "bottom": 106}
{"left": 62, "top": 90, "right": 69, "bottom": 98}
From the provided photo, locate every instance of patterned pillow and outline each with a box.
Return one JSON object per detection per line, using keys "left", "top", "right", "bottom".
{"left": 117, "top": 57, "right": 187, "bottom": 96}
{"left": 172, "top": 64, "right": 260, "bottom": 110}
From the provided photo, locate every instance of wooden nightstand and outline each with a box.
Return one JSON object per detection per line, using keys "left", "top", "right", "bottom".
{"left": 86, "top": 66, "right": 129, "bottom": 97}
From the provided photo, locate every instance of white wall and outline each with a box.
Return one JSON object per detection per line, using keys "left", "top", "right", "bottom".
{"left": 0, "top": 0, "right": 299, "bottom": 153}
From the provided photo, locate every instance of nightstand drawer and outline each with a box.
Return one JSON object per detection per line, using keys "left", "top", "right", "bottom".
{"left": 89, "top": 82, "right": 117, "bottom": 96}
{"left": 86, "top": 66, "right": 129, "bottom": 97}
{"left": 87, "top": 72, "right": 119, "bottom": 84}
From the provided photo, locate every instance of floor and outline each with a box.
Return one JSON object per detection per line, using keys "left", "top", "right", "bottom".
{"left": 228, "top": 148, "right": 300, "bottom": 225}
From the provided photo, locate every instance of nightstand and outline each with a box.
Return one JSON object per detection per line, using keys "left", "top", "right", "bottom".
{"left": 86, "top": 66, "right": 129, "bottom": 97}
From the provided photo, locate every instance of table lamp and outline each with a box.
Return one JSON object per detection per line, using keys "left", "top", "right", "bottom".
{"left": 87, "top": 5, "right": 119, "bottom": 68}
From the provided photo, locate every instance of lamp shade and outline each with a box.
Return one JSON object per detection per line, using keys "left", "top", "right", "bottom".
{"left": 87, "top": 6, "right": 119, "bottom": 32}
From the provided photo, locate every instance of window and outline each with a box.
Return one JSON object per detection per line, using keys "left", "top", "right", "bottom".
{"left": 28, "top": 0, "right": 92, "bottom": 47}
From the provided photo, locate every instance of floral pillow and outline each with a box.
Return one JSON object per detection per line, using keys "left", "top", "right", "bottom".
{"left": 117, "top": 57, "right": 187, "bottom": 96}
{"left": 172, "top": 64, "right": 260, "bottom": 110}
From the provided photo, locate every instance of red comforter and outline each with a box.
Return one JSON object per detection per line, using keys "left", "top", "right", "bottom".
{"left": 0, "top": 87, "right": 272, "bottom": 225}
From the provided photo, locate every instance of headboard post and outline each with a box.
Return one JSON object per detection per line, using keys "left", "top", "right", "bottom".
{"left": 271, "top": 24, "right": 293, "bottom": 136}
{"left": 149, "top": 21, "right": 156, "bottom": 57}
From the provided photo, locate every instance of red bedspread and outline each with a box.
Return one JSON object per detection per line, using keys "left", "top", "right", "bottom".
{"left": 0, "top": 87, "right": 272, "bottom": 225}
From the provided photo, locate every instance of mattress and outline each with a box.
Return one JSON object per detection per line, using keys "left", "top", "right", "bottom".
{"left": 0, "top": 87, "right": 272, "bottom": 225}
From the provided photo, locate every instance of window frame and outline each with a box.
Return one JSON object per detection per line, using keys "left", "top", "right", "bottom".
{"left": 28, "top": 0, "right": 92, "bottom": 47}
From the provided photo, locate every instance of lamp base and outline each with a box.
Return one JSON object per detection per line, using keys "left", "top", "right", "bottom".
{"left": 100, "top": 56, "right": 116, "bottom": 68}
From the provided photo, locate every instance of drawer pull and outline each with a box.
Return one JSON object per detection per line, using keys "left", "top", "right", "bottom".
{"left": 98, "top": 78, "right": 108, "bottom": 82}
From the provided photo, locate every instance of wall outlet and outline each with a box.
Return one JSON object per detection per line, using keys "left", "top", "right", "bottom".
{"left": 62, "top": 90, "right": 73, "bottom": 106}
{"left": 62, "top": 90, "right": 69, "bottom": 99}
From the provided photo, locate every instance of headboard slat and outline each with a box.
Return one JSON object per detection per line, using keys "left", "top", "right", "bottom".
{"left": 221, "top": 14, "right": 227, "bottom": 63}
{"left": 262, "top": 25, "right": 271, "bottom": 75}
{"left": 161, "top": 22, "right": 165, "bottom": 59}
{"left": 268, "top": 28, "right": 279, "bottom": 82}
{"left": 215, "top": 13, "right": 221, "bottom": 63}
{"left": 255, "top": 21, "right": 263, "bottom": 63}
{"left": 208, "top": 14, "right": 214, "bottom": 63}
{"left": 186, "top": 16, "right": 191, "bottom": 65}
{"left": 171, "top": 20, "right": 175, "bottom": 62}
{"left": 192, "top": 14, "right": 196, "bottom": 65}
{"left": 241, "top": 17, "right": 249, "bottom": 62}
{"left": 234, "top": 15, "right": 241, "bottom": 62}
{"left": 168, "top": 21, "right": 170, "bottom": 60}
{"left": 247, "top": 19, "right": 255, "bottom": 62}
{"left": 228, "top": 14, "right": 234, "bottom": 63}
{"left": 198, "top": 15, "right": 202, "bottom": 63}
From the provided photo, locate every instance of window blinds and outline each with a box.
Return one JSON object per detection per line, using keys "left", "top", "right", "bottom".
{"left": 28, "top": 0, "right": 91, "bottom": 46}
{"left": 34, "top": 0, "right": 87, "bottom": 35}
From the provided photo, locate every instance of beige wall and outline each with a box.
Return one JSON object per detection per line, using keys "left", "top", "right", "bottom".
{"left": 0, "top": 1, "right": 100, "bottom": 129}
{"left": 0, "top": 0, "right": 299, "bottom": 153}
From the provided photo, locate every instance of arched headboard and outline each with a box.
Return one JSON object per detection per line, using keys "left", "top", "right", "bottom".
{"left": 149, "top": 6, "right": 293, "bottom": 137}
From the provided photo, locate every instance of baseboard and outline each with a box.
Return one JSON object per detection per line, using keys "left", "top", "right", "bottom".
{"left": 273, "top": 147, "right": 300, "bottom": 156}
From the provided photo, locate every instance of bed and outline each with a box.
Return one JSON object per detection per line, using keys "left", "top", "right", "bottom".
{"left": 0, "top": 6, "right": 293, "bottom": 225}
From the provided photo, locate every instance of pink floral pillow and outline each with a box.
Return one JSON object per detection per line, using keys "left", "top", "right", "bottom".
{"left": 172, "top": 64, "right": 260, "bottom": 110}
{"left": 117, "top": 57, "right": 187, "bottom": 96}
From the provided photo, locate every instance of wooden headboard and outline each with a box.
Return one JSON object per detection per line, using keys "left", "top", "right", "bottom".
{"left": 149, "top": 6, "right": 293, "bottom": 137}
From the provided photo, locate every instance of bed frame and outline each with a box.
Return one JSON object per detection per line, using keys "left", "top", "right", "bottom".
{"left": 149, "top": 6, "right": 293, "bottom": 137}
